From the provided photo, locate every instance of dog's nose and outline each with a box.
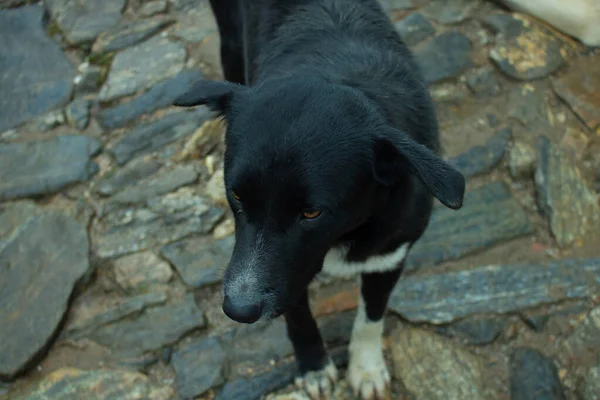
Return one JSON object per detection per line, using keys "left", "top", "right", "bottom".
{"left": 222, "top": 295, "right": 263, "bottom": 324}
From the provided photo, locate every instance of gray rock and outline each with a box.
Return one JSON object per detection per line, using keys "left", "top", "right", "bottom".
{"left": 405, "top": 182, "right": 534, "bottom": 272}
{"left": 582, "top": 364, "right": 600, "bottom": 400}
{"left": 160, "top": 235, "right": 234, "bottom": 288}
{"left": 0, "top": 202, "right": 90, "bottom": 380}
{"left": 378, "top": 0, "right": 414, "bottom": 11}
{"left": 92, "top": 17, "right": 175, "bottom": 54}
{"left": 216, "top": 362, "right": 296, "bottom": 400}
{"left": 10, "top": 368, "right": 174, "bottom": 400}
{"left": 437, "top": 316, "right": 506, "bottom": 345}
{"left": 487, "top": 13, "right": 564, "bottom": 80}
{"left": 88, "top": 293, "right": 205, "bottom": 355}
{"left": 559, "top": 307, "right": 600, "bottom": 367}
{"left": 390, "top": 258, "right": 600, "bottom": 324}
{"left": 109, "top": 165, "right": 198, "bottom": 205}
{"left": 95, "top": 158, "right": 163, "bottom": 197}
{"left": 0, "top": 6, "right": 75, "bottom": 132}
{"left": 510, "top": 348, "right": 566, "bottom": 400}
{"left": 395, "top": 13, "right": 435, "bottom": 46}
{"left": 391, "top": 327, "right": 485, "bottom": 399}
{"left": 447, "top": 128, "right": 511, "bottom": 179}
{"left": 74, "top": 64, "right": 103, "bottom": 95}
{"left": 44, "top": 0, "right": 126, "bottom": 44}
{"left": 509, "top": 141, "right": 536, "bottom": 180}
{"left": 66, "top": 98, "right": 91, "bottom": 130}
{"left": 65, "top": 291, "right": 168, "bottom": 338}
{"left": 466, "top": 66, "right": 502, "bottom": 97}
{"left": 97, "top": 69, "right": 204, "bottom": 130}
{"left": 93, "top": 198, "right": 224, "bottom": 258}
{"left": 521, "top": 301, "right": 589, "bottom": 332}
{"left": 423, "top": 0, "right": 481, "bottom": 24}
{"left": 0, "top": 135, "right": 101, "bottom": 201}
{"left": 139, "top": 1, "right": 168, "bottom": 17}
{"left": 535, "top": 136, "right": 600, "bottom": 247}
{"left": 415, "top": 31, "right": 473, "bottom": 83}
{"left": 113, "top": 251, "right": 173, "bottom": 290}
{"left": 172, "top": 337, "right": 226, "bottom": 399}
{"left": 99, "top": 36, "right": 186, "bottom": 102}
{"left": 111, "top": 109, "right": 211, "bottom": 165}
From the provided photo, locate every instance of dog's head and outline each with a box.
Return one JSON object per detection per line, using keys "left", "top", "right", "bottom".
{"left": 174, "top": 77, "right": 465, "bottom": 323}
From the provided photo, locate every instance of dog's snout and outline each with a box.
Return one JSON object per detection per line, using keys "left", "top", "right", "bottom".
{"left": 222, "top": 294, "right": 263, "bottom": 324}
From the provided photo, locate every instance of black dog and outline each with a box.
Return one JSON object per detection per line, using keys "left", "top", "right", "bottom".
{"left": 174, "top": 0, "right": 465, "bottom": 398}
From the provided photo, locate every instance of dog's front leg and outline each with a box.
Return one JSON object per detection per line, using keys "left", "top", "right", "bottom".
{"left": 347, "top": 267, "right": 404, "bottom": 400}
{"left": 285, "top": 289, "right": 338, "bottom": 399}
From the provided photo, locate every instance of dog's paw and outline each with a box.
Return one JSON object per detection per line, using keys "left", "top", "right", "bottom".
{"left": 347, "top": 349, "right": 390, "bottom": 400}
{"left": 294, "top": 360, "right": 338, "bottom": 400}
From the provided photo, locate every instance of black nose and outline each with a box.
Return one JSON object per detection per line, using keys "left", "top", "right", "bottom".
{"left": 222, "top": 295, "right": 263, "bottom": 324}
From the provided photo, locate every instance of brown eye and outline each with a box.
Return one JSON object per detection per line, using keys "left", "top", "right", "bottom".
{"left": 302, "top": 210, "right": 321, "bottom": 219}
{"left": 232, "top": 191, "right": 241, "bottom": 201}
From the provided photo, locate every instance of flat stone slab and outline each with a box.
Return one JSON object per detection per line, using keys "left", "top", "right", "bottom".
{"left": 110, "top": 109, "right": 211, "bottom": 165}
{"left": 390, "top": 258, "right": 600, "bottom": 324}
{"left": 0, "top": 135, "right": 102, "bottom": 201}
{"left": 509, "top": 348, "right": 566, "bottom": 400}
{"left": 415, "top": 31, "right": 472, "bottom": 83}
{"left": 44, "top": 0, "right": 126, "bottom": 44}
{"left": 95, "top": 158, "right": 162, "bottom": 197}
{"left": 92, "top": 17, "right": 175, "bottom": 53}
{"left": 391, "top": 327, "right": 485, "bottom": 399}
{"left": 447, "top": 128, "right": 511, "bottom": 179}
{"left": 113, "top": 251, "right": 173, "bottom": 290}
{"left": 422, "top": 0, "right": 481, "bottom": 25}
{"left": 88, "top": 293, "right": 205, "bottom": 355}
{"left": 395, "top": 12, "right": 435, "bottom": 46}
{"left": 10, "top": 368, "right": 174, "bottom": 400}
{"left": 172, "top": 336, "right": 226, "bottom": 399}
{"left": 99, "top": 36, "right": 186, "bottom": 102}
{"left": 552, "top": 54, "right": 600, "bottom": 130}
{"left": 97, "top": 69, "right": 204, "bottom": 130}
{"left": 486, "top": 13, "right": 564, "bottom": 80}
{"left": 405, "top": 182, "right": 534, "bottom": 272}
{"left": 0, "top": 6, "right": 75, "bottom": 132}
{"left": 161, "top": 235, "right": 234, "bottom": 288}
{"left": 535, "top": 136, "right": 600, "bottom": 247}
{"left": 216, "top": 362, "right": 296, "bottom": 400}
{"left": 0, "top": 202, "right": 90, "bottom": 380}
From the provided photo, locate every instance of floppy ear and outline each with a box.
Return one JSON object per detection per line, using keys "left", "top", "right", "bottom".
{"left": 172, "top": 80, "right": 247, "bottom": 115}
{"left": 373, "top": 129, "right": 465, "bottom": 210}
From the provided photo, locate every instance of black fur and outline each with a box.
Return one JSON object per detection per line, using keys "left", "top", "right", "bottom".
{"left": 174, "top": 0, "right": 465, "bottom": 380}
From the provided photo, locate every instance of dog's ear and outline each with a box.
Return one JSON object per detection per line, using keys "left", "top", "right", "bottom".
{"left": 173, "top": 80, "right": 247, "bottom": 115}
{"left": 373, "top": 128, "right": 465, "bottom": 210}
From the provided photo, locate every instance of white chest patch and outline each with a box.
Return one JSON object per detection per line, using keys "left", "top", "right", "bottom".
{"left": 321, "top": 243, "right": 410, "bottom": 277}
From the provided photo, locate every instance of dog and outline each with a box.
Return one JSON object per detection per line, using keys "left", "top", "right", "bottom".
{"left": 173, "top": 0, "right": 466, "bottom": 398}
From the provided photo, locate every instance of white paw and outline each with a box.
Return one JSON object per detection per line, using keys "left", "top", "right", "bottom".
{"left": 347, "top": 349, "right": 390, "bottom": 400}
{"left": 295, "top": 361, "right": 338, "bottom": 400}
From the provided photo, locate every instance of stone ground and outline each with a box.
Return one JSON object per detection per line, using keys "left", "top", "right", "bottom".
{"left": 1, "top": 0, "right": 600, "bottom": 399}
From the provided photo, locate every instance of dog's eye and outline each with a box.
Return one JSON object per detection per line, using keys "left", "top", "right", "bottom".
{"left": 302, "top": 210, "right": 321, "bottom": 219}
{"left": 232, "top": 191, "right": 241, "bottom": 201}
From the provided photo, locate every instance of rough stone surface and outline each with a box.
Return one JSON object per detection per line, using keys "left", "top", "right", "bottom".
{"left": 447, "top": 128, "right": 511, "bottom": 179}
{"left": 394, "top": 12, "right": 435, "bottom": 46}
{"left": 509, "top": 348, "right": 566, "bottom": 400}
{"left": 0, "top": 202, "right": 90, "bottom": 380}
{"left": 161, "top": 235, "right": 233, "bottom": 288}
{"left": 391, "top": 327, "right": 485, "bottom": 399}
{"left": 109, "top": 165, "right": 198, "bottom": 205}
{"left": 378, "top": 0, "right": 414, "bottom": 11}
{"left": 415, "top": 31, "right": 473, "bottom": 83}
{"left": 10, "top": 368, "right": 174, "bottom": 400}
{"left": 581, "top": 364, "right": 600, "bottom": 400}
{"left": 405, "top": 182, "right": 534, "bottom": 272}
{"left": 97, "top": 69, "right": 204, "bottom": 130}
{"left": 172, "top": 336, "right": 226, "bottom": 399}
{"left": 66, "top": 98, "right": 91, "bottom": 130}
{"left": 390, "top": 258, "right": 600, "bottom": 324}
{"left": 509, "top": 141, "right": 536, "bottom": 180}
{"left": 113, "top": 251, "right": 173, "bottom": 290}
{"left": 95, "top": 158, "right": 163, "bottom": 197}
{"left": 216, "top": 363, "right": 296, "bottom": 400}
{"left": 437, "top": 316, "right": 506, "bottom": 345}
{"left": 423, "top": 0, "right": 480, "bottom": 24}
{"left": 99, "top": 36, "right": 186, "bottom": 102}
{"left": 88, "top": 294, "right": 205, "bottom": 355}
{"left": 92, "top": 17, "right": 175, "bottom": 54}
{"left": 466, "top": 66, "right": 502, "bottom": 97}
{"left": 552, "top": 54, "right": 600, "bottom": 130}
{"left": 94, "top": 191, "right": 224, "bottom": 258}
{"left": 535, "top": 136, "right": 600, "bottom": 247}
{"left": 74, "top": 64, "right": 102, "bottom": 95}
{"left": 0, "top": 135, "right": 102, "bottom": 201}
{"left": 559, "top": 307, "right": 600, "bottom": 367}
{"left": 44, "top": 0, "right": 126, "bottom": 44}
{"left": 139, "top": 1, "right": 168, "bottom": 17}
{"left": 0, "top": 6, "right": 75, "bottom": 132}
{"left": 487, "top": 13, "right": 565, "bottom": 80}
{"left": 111, "top": 109, "right": 211, "bottom": 164}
